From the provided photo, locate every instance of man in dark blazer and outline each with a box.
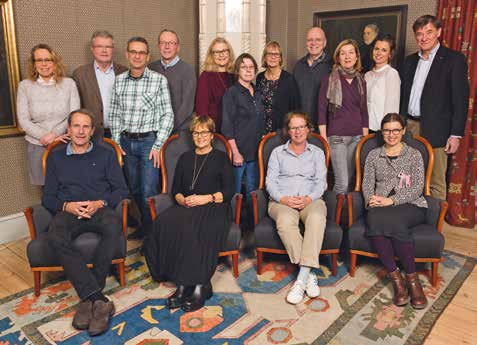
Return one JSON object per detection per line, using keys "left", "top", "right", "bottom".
{"left": 73, "top": 30, "right": 127, "bottom": 138}
{"left": 400, "top": 15, "right": 469, "bottom": 200}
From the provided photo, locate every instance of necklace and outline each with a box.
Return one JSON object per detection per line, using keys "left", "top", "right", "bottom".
{"left": 190, "top": 151, "right": 210, "bottom": 190}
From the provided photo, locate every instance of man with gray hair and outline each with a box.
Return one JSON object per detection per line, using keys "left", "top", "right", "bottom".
{"left": 73, "top": 30, "right": 127, "bottom": 138}
{"left": 149, "top": 29, "right": 196, "bottom": 132}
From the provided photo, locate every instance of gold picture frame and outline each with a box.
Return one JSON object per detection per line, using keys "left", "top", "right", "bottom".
{"left": 0, "top": 0, "right": 21, "bottom": 136}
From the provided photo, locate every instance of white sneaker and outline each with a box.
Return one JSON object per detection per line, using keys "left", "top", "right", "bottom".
{"left": 286, "top": 281, "right": 306, "bottom": 304}
{"left": 305, "top": 272, "right": 320, "bottom": 298}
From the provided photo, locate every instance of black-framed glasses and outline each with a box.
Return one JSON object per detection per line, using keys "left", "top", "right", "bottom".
{"left": 289, "top": 125, "right": 308, "bottom": 132}
{"left": 159, "top": 41, "right": 178, "bottom": 46}
{"left": 192, "top": 130, "right": 211, "bottom": 138}
{"left": 382, "top": 128, "right": 403, "bottom": 135}
{"left": 127, "top": 50, "right": 148, "bottom": 56}
{"left": 212, "top": 49, "right": 229, "bottom": 56}
{"left": 266, "top": 52, "right": 281, "bottom": 58}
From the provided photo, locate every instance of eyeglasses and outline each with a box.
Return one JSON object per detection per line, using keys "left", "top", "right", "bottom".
{"left": 192, "top": 130, "right": 211, "bottom": 138}
{"left": 240, "top": 65, "right": 255, "bottom": 71}
{"left": 382, "top": 128, "right": 403, "bottom": 135}
{"left": 159, "top": 41, "right": 178, "bottom": 46}
{"left": 266, "top": 52, "right": 281, "bottom": 58}
{"left": 212, "top": 49, "right": 229, "bottom": 56}
{"left": 289, "top": 125, "right": 308, "bottom": 132}
{"left": 93, "top": 45, "right": 114, "bottom": 50}
{"left": 127, "top": 50, "right": 148, "bottom": 56}
{"left": 34, "top": 58, "right": 54, "bottom": 64}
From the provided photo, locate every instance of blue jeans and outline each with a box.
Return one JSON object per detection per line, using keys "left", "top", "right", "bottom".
{"left": 233, "top": 160, "right": 258, "bottom": 200}
{"left": 120, "top": 133, "right": 159, "bottom": 233}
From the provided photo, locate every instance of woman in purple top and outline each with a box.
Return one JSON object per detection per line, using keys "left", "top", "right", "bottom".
{"left": 318, "top": 39, "right": 369, "bottom": 194}
{"left": 195, "top": 37, "right": 235, "bottom": 131}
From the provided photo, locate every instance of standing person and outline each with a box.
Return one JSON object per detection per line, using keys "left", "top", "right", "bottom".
{"left": 149, "top": 29, "right": 196, "bottom": 132}
{"left": 360, "top": 24, "right": 380, "bottom": 73}
{"left": 17, "top": 44, "right": 80, "bottom": 186}
{"left": 195, "top": 37, "right": 235, "bottom": 131}
{"left": 266, "top": 112, "right": 327, "bottom": 305}
{"left": 145, "top": 115, "right": 234, "bottom": 312}
{"left": 365, "top": 35, "right": 400, "bottom": 132}
{"left": 362, "top": 113, "right": 428, "bottom": 309}
{"left": 293, "top": 27, "right": 332, "bottom": 127}
{"left": 318, "top": 39, "right": 369, "bottom": 194}
{"left": 222, "top": 53, "right": 265, "bottom": 203}
{"left": 400, "top": 15, "right": 469, "bottom": 200}
{"left": 43, "top": 109, "right": 129, "bottom": 336}
{"left": 109, "top": 36, "right": 174, "bottom": 239}
{"left": 72, "top": 30, "right": 127, "bottom": 138}
{"left": 256, "top": 41, "right": 300, "bottom": 133}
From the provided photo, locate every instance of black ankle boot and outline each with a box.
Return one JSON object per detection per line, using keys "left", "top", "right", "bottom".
{"left": 167, "top": 285, "right": 193, "bottom": 309}
{"left": 182, "top": 283, "right": 213, "bottom": 312}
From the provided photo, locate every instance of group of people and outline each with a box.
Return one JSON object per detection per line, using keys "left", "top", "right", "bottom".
{"left": 20, "top": 13, "right": 469, "bottom": 337}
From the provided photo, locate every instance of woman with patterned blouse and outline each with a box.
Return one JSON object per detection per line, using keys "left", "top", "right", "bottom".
{"left": 256, "top": 41, "right": 300, "bottom": 133}
{"left": 362, "top": 113, "right": 428, "bottom": 309}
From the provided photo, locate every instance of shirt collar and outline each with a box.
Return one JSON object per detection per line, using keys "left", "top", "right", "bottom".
{"left": 283, "top": 140, "right": 311, "bottom": 155}
{"left": 236, "top": 81, "right": 256, "bottom": 94}
{"left": 161, "top": 55, "right": 180, "bottom": 69}
{"left": 94, "top": 60, "right": 114, "bottom": 74}
{"left": 36, "top": 76, "right": 56, "bottom": 86}
{"left": 66, "top": 142, "right": 94, "bottom": 156}
{"left": 127, "top": 66, "right": 151, "bottom": 80}
{"left": 306, "top": 51, "right": 326, "bottom": 67}
{"left": 418, "top": 42, "right": 440, "bottom": 60}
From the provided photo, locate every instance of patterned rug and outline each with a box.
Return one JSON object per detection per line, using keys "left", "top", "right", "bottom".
{"left": 0, "top": 249, "right": 474, "bottom": 345}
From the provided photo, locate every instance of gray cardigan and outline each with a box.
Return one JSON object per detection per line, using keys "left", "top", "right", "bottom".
{"left": 362, "top": 143, "right": 428, "bottom": 209}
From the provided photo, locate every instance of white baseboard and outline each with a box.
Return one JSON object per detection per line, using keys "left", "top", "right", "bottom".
{"left": 0, "top": 212, "right": 29, "bottom": 244}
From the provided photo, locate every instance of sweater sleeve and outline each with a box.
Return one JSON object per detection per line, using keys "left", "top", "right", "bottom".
{"left": 105, "top": 150, "right": 130, "bottom": 207}
{"left": 361, "top": 79, "right": 369, "bottom": 129}
{"left": 195, "top": 72, "right": 210, "bottom": 117}
{"left": 362, "top": 151, "right": 377, "bottom": 208}
{"left": 317, "top": 75, "right": 329, "bottom": 126}
{"left": 176, "top": 64, "right": 196, "bottom": 127}
{"left": 16, "top": 81, "right": 50, "bottom": 139}
{"left": 383, "top": 68, "right": 401, "bottom": 116}
{"left": 220, "top": 89, "right": 235, "bottom": 139}
{"left": 42, "top": 154, "right": 63, "bottom": 213}
{"left": 172, "top": 153, "right": 186, "bottom": 197}
{"left": 220, "top": 152, "right": 235, "bottom": 203}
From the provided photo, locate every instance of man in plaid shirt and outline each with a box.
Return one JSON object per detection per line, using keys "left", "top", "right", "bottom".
{"left": 110, "top": 36, "right": 174, "bottom": 239}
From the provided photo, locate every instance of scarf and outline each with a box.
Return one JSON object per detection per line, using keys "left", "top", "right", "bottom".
{"left": 326, "top": 65, "right": 365, "bottom": 115}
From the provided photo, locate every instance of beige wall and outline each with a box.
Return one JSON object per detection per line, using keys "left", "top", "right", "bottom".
{"left": 267, "top": 0, "right": 437, "bottom": 69}
{"left": 0, "top": 0, "right": 198, "bottom": 217}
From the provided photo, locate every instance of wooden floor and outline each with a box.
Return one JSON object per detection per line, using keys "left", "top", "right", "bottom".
{"left": 0, "top": 223, "right": 476, "bottom": 344}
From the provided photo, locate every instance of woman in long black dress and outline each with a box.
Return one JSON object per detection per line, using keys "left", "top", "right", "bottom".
{"left": 145, "top": 115, "right": 234, "bottom": 312}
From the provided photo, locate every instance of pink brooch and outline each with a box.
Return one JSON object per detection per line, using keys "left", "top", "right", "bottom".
{"left": 398, "top": 172, "right": 411, "bottom": 188}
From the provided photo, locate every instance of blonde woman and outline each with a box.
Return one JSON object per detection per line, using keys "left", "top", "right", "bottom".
{"left": 17, "top": 44, "right": 80, "bottom": 185}
{"left": 318, "top": 39, "right": 369, "bottom": 194}
{"left": 256, "top": 41, "right": 300, "bottom": 133}
{"left": 195, "top": 37, "right": 235, "bottom": 131}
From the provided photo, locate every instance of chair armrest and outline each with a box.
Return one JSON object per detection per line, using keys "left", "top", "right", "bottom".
{"left": 347, "top": 192, "right": 365, "bottom": 227}
{"left": 424, "top": 196, "right": 448, "bottom": 232}
{"left": 323, "top": 190, "right": 345, "bottom": 225}
{"left": 251, "top": 189, "right": 268, "bottom": 225}
{"left": 23, "top": 205, "right": 53, "bottom": 239}
{"left": 148, "top": 194, "right": 175, "bottom": 221}
{"left": 115, "top": 199, "right": 130, "bottom": 236}
{"left": 231, "top": 193, "right": 243, "bottom": 225}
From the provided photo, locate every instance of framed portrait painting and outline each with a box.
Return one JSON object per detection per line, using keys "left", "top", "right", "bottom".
{"left": 314, "top": 5, "right": 408, "bottom": 71}
{"left": 0, "top": 0, "right": 21, "bottom": 136}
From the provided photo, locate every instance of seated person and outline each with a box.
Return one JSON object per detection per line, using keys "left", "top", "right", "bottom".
{"left": 145, "top": 115, "right": 234, "bottom": 312}
{"left": 43, "top": 109, "right": 129, "bottom": 336}
{"left": 266, "top": 111, "right": 327, "bottom": 304}
{"left": 362, "top": 113, "right": 428, "bottom": 309}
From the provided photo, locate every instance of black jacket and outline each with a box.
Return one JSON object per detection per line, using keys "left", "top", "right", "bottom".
{"left": 400, "top": 45, "right": 469, "bottom": 148}
{"left": 256, "top": 70, "right": 301, "bottom": 131}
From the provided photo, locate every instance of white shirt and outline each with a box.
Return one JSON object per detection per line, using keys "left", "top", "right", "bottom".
{"left": 365, "top": 64, "right": 401, "bottom": 131}
{"left": 94, "top": 61, "right": 115, "bottom": 127}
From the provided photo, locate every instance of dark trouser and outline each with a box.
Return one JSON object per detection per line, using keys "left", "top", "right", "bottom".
{"left": 47, "top": 207, "right": 121, "bottom": 300}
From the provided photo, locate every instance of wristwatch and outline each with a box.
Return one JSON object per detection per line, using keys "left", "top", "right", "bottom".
{"left": 102, "top": 200, "right": 108, "bottom": 207}
{"left": 211, "top": 194, "right": 216, "bottom": 203}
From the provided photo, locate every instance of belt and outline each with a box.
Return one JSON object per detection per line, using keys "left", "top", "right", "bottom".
{"left": 121, "top": 131, "right": 156, "bottom": 139}
{"left": 407, "top": 114, "right": 421, "bottom": 122}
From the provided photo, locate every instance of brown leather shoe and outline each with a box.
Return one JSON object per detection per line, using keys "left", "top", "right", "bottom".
{"left": 388, "top": 270, "right": 410, "bottom": 306}
{"left": 88, "top": 300, "right": 115, "bottom": 336}
{"left": 405, "top": 272, "right": 427, "bottom": 309}
{"left": 72, "top": 300, "right": 92, "bottom": 330}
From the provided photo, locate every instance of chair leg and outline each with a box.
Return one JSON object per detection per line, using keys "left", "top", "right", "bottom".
{"left": 331, "top": 253, "right": 338, "bottom": 276}
{"left": 117, "top": 262, "right": 126, "bottom": 287}
{"left": 33, "top": 271, "right": 41, "bottom": 297}
{"left": 232, "top": 253, "right": 239, "bottom": 278}
{"left": 431, "top": 262, "right": 438, "bottom": 287}
{"left": 256, "top": 250, "right": 263, "bottom": 275}
{"left": 350, "top": 253, "right": 357, "bottom": 277}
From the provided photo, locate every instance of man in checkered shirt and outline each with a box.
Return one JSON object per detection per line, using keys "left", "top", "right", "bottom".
{"left": 110, "top": 36, "right": 174, "bottom": 239}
